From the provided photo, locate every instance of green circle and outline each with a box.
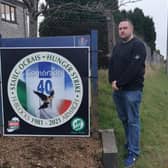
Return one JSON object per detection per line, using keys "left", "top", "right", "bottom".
{"left": 71, "top": 118, "right": 85, "bottom": 132}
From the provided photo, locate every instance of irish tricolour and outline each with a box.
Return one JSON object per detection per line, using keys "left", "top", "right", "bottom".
{"left": 7, "top": 51, "right": 83, "bottom": 128}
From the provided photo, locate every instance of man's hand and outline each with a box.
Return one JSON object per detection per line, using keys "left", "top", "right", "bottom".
{"left": 112, "top": 80, "right": 119, "bottom": 91}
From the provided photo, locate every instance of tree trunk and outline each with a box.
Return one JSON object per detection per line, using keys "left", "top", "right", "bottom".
{"left": 29, "top": 14, "right": 38, "bottom": 37}
{"left": 22, "top": 0, "right": 39, "bottom": 37}
{"left": 104, "top": 10, "right": 116, "bottom": 57}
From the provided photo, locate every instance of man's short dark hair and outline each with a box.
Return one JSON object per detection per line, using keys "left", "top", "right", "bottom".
{"left": 119, "top": 19, "right": 134, "bottom": 28}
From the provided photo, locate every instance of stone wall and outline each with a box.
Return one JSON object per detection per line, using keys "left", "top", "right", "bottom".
{"left": 144, "top": 42, "right": 152, "bottom": 64}
{"left": 144, "top": 42, "right": 164, "bottom": 65}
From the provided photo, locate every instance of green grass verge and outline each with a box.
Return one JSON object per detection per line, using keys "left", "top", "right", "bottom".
{"left": 98, "top": 67, "right": 168, "bottom": 168}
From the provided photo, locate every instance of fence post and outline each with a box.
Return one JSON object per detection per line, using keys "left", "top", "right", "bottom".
{"left": 166, "top": 15, "right": 168, "bottom": 74}
{"left": 0, "top": 34, "right": 2, "bottom": 132}
{"left": 90, "top": 30, "right": 98, "bottom": 131}
{"left": 91, "top": 30, "right": 98, "bottom": 94}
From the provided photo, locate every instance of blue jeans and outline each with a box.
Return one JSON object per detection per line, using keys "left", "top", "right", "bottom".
{"left": 112, "top": 90, "right": 142, "bottom": 156}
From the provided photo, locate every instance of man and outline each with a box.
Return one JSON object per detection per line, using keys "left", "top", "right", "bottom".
{"left": 108, "top": 19, "right": 146, "bottom": 168}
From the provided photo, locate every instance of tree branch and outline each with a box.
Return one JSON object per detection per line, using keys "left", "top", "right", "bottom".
{"left": 43, "top": 0, "right": 142, "bottom": 15}
{"left": 119, "top": 0, "right": 142, "bottom": 8}
{"left": 22, "top": 0, "right": 32, "bottom": 9}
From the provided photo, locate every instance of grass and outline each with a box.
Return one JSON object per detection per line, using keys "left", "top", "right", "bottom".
{"left": 98, "top": 66, "right": 168, "bottom": 168}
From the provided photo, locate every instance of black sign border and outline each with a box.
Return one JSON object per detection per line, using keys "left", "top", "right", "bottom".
{"left": 1, "top": 47, "right": 90, "bottom": 137}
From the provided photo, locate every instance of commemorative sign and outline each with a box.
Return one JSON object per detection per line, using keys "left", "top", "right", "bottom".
{"left": 1, "top": 48, "right": 90, "bottom": 136}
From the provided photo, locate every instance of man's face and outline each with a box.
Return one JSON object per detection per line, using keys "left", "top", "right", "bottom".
{"left": 118, "top": 21, "right": 133, "bottom": 41}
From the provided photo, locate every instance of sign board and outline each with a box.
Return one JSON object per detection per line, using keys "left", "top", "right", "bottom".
{"left": 1, "top": 47, "right": 90, "bottom": 136}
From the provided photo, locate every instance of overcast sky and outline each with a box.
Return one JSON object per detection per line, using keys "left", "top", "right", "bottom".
{"left": 120, "top": 0, "right": 168, "bottom": 57}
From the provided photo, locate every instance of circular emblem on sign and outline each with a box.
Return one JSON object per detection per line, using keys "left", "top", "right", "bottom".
{"left": 71, "top": 118, "right": 85, "bottom": 132}
{"left": 7, "top": 51, "right": 83, "bottom": 128}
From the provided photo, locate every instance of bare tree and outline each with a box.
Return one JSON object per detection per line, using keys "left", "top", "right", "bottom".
{"left": 46, "top": 0, "right": 142, "bottom": 14}
{"left": 22, "top": 0, "right": 47, "bottom": 37}
{"left": 23, "top": 0, "right": 141, "bottom": 37}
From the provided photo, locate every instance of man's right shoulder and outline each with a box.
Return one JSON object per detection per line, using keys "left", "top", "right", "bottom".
{"left": 133, "top": 38, "right": 145, "bottom": 47}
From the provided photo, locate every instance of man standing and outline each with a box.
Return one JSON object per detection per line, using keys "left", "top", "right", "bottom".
{"left": 108, "top": 19, "right": 146, "bottom": 167}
